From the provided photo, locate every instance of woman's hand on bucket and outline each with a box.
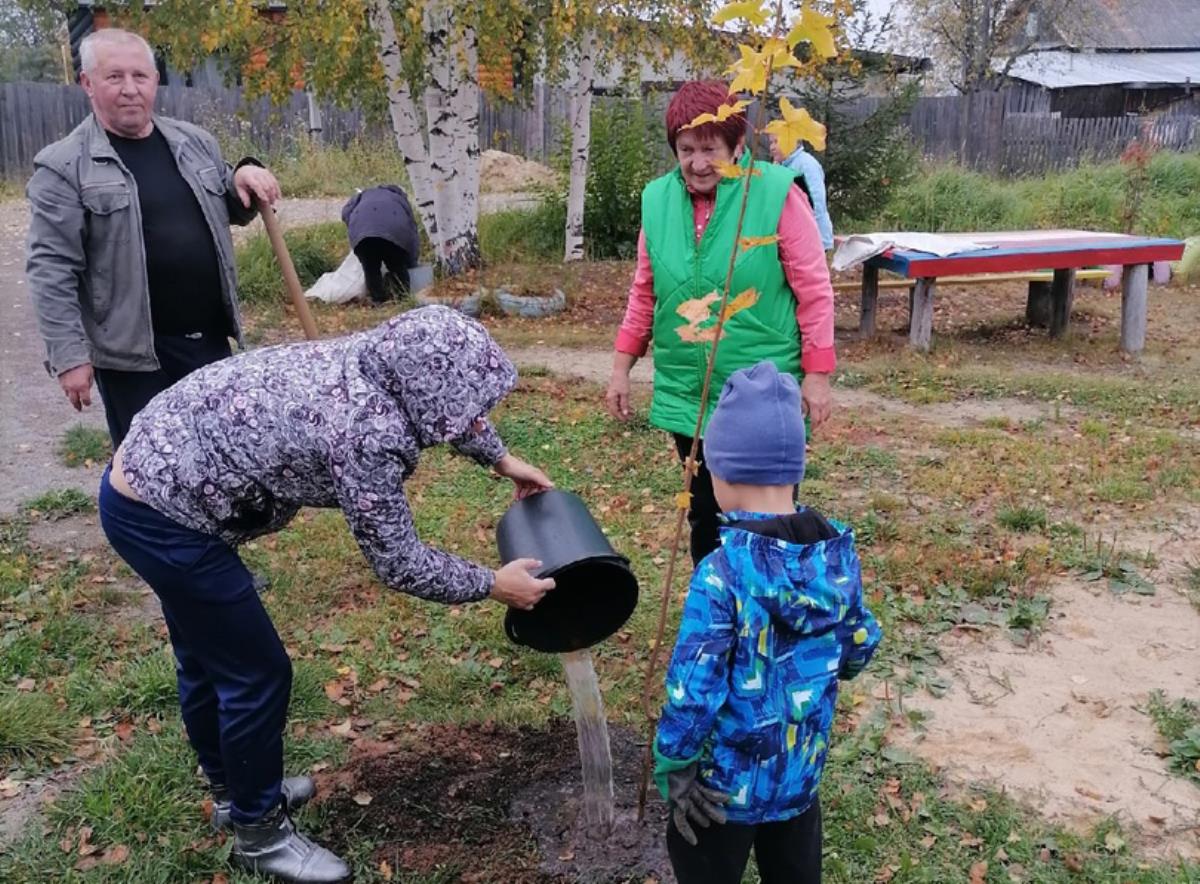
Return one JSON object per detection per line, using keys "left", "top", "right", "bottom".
{"left": 491, "top": 559, "right": 556, "bottom": 610}
{"left": 495, "top": 454, "right": 555, "bottom": 500}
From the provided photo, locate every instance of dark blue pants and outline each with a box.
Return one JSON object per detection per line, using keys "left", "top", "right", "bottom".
{"left": 94, "top": 331, "right": 231, "bottom": 448}
{"left": 98, "top": 469, "right": 289, "bottom": 824}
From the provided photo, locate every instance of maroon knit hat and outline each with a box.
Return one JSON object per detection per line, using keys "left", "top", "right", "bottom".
{"left": 665, "top": 80, "right": 747, "bottom": 154}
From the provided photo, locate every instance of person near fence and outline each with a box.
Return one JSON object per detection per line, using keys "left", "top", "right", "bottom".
{"left": 25, "top": 27, "right": 282, "bottom": 449}
{"left": 99, "top": 306, "right": 557, "bottom": 883}
{"left": 341, "top": 184, "right": 421, "bottom": 303}
{"left": 605, "top": 79, "right": 837, "bottom": 566}
{"left": 768, "top": 136, "right": 834, "bottom": 251}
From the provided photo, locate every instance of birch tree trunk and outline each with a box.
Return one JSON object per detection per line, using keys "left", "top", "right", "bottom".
{"left": 423, "top": 0, "right": 482, "bottom": 273}
{"left": 365, "top": 0, "right": 438, "bottom": 245}
{"left": 563, "top": 29, "right": 596, "bottom": 263}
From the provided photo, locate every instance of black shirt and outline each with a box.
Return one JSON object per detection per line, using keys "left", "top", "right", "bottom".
{"left": 108, "top": 128, "right": 225, "bottom": 336}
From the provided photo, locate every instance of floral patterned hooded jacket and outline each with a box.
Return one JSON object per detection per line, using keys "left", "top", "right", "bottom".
{"left": 121, "top": 306, "right": 516, "bottom": 604}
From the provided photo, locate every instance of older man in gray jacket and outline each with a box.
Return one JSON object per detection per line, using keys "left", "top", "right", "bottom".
{"left": 26, "top": 27, "right": 281, "bottom": 447}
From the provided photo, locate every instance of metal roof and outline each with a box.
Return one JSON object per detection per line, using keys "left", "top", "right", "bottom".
{"left": 1003, "top": 50, "right": 1200, "bottom": 89}
{"left": 1050, "top": 0, "right": 1200, "bottom": 52}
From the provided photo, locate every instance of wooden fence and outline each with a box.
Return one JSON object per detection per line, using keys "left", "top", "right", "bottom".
{"left": 846, "top": 88, "right": 1200, "bottom": 174}
{"left": 2, "top": 80, "right": 1198, "bottom": 181}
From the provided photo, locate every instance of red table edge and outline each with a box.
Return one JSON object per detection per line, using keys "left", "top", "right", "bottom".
{"left": 871, "top": 243, "right": 1185, "bottom": 279}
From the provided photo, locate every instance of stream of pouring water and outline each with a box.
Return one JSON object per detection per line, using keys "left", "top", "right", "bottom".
{"left": 560, "top": 649, "right": 615, "bottom": 831}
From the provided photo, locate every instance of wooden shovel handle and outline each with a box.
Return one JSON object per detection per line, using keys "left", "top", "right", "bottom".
{"left": 256, "top": 198, "right": 320, "bottom": 341}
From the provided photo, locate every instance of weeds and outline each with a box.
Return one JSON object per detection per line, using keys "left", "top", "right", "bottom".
{"left": 20, "top": 489, "right": 94, "bottom": 520}
{"left": 997, "top": 505, "right": 1047, "bottom": 533}
{"left": 57, "top": 425, "right": 111, "bottom": 468}
{"left": 0, "top": 689, "right": 75, "bottom": 765}
{"left": 1145, "top": 691, "right": 1200, "bottom": 784}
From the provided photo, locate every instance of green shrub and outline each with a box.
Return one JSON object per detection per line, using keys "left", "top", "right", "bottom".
{"left": 235, "top": 222, "right": 348, "bottom": 305}
{"left": 536, "top": 99, "right": 671, "bottom": 261}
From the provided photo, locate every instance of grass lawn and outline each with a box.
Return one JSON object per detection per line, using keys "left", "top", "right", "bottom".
{"left": 3, "top": 268, "right": 1200, "bottom": 880}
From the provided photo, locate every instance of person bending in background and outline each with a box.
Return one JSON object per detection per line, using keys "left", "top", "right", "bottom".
{"left": 342, "top": 184, "right": 420, "bottom": 303}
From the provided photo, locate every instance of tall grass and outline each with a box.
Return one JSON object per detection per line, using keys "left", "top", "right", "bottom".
{"left": 871, "top": 151, "right": 1200, "bottom": 238}
{"left": 235, "top": 221, "right": 349, "bottom": 304}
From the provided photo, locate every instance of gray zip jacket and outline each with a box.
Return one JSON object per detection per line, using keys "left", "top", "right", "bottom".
{"left": 25, "top": 113, "right": 257, "bottom": 376}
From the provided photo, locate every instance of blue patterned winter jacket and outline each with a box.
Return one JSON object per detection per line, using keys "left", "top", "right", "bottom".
{"left": 655, "top": 509, "right": 882, "bottom": 824}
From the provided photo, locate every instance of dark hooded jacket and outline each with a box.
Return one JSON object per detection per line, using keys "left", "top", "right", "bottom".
{"left": 341, "top": 184, "right": 421, "bottom": 260}
{"left": 120, "top": 306, "right": 516, "bottom": 604}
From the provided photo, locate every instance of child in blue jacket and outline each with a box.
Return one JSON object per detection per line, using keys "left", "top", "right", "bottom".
{"left": 654, "top": 361, "right": 882, "bottom": 884}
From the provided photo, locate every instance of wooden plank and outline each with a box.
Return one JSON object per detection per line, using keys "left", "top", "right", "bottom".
{"left": 832, "top": 268, "right": 1110, "bottom": 292}
{"left": 1120, "top": 263, "right": 1149, "bottom": 354}
{"left": 909, "top": 277, "right": 936, "bottom": 351}
{"left": 1048, "top": 267, "right": 1077, "bottom": 338}
{"left": 860, "top": 264, "right": 879, "bottom": 338}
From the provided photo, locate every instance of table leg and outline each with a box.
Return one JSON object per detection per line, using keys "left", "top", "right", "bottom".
{"left": 1025, "top": 280, "right": 1051, "bottom": 328}
{"left": 1120, "top": 263, "right": 1149, "bottom": 354}
{"left": 909, "top": 277, "right": 936, "bottom": 351}
{"left": 1049, "top": 268, "right": 1077, "bottom": 338}
{"left": 860, "top": 265, "right": 879, "bottom": 338}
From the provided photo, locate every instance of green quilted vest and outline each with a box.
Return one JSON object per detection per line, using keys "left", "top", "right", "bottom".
{"left": 642, "top": 160, "right": 803, "bottom": 437}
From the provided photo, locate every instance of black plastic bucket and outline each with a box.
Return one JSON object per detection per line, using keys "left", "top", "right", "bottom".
{"left": 496, "top": 489, "right": 639, "bottom": 653}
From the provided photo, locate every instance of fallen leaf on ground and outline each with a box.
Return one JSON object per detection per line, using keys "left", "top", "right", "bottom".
{"left": 969, "top": 861, "right": 988, "bottom": 884}
{"left": 101, "top": 844, "right": 129, "bottom": 865}
{"left": 352, "top": 792, "right": 373, "bottom": 806}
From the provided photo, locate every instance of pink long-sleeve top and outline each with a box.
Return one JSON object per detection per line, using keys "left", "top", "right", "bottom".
{"left": 614, "top": 185, "right": 837, "bottom": 374}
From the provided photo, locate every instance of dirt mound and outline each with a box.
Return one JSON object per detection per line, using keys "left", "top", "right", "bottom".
{"left": 316, "top": 720, "right": 673, "bottom": 883}
{"left": 481, "top": 150, "right": 558, "bottom": 193}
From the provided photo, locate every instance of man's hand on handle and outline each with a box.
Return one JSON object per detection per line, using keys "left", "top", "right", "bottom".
{"left": 234, "top": 165, "right": 282, "bottom": 209}
{"left": 491, "top": 558, "right": 556, "bottom": 610}
{"left": 59, "top": 362, "right": 94, "bottom": 411}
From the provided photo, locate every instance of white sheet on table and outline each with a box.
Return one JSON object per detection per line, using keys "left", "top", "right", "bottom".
{"left": 832, "top": 232, "right": 997, "bottom": 272}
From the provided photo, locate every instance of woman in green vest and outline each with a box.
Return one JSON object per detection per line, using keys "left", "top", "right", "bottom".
{"left": 606, "top": 80, "right": 838, "bottom": 565}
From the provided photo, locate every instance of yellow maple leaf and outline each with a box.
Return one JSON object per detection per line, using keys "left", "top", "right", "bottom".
{"left": 787, "top": 4, "right": 838, "bottom": 59}
{"left": 721, "top": 288, "right": 760, "bottom": 321}
{"left": 681, "top": 100, "right": 752, "bottom": 131}
{"left": 761, "top": 37, "right": 804, "bottom": 71}
{"left": 726, "top": 44, "right": 769, "bottom": 95}
{"left": 713, "top": 159, "right": 762, "bottom": 180}
{"left": 764, "top": 97, "right": 827, "bottom": 155}
{"left": 675, "top": 491, "right": 693, "bottom": 510}
{"left": 739, "top": 234, "right": 780, "bottom": 251}
{"left": 712, "top": 0, "right": 769, "bottom": 27}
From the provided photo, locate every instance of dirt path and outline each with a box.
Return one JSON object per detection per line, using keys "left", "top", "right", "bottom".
{"left": 0, "top": 200, "right": 108, "bottom": 516}
{"left": 503, "top": 345, "right": 1071, "bottom": 428}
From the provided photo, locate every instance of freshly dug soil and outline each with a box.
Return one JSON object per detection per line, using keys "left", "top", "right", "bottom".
{"left": 317, "top": 720, "right": 674, "bottom": 883}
